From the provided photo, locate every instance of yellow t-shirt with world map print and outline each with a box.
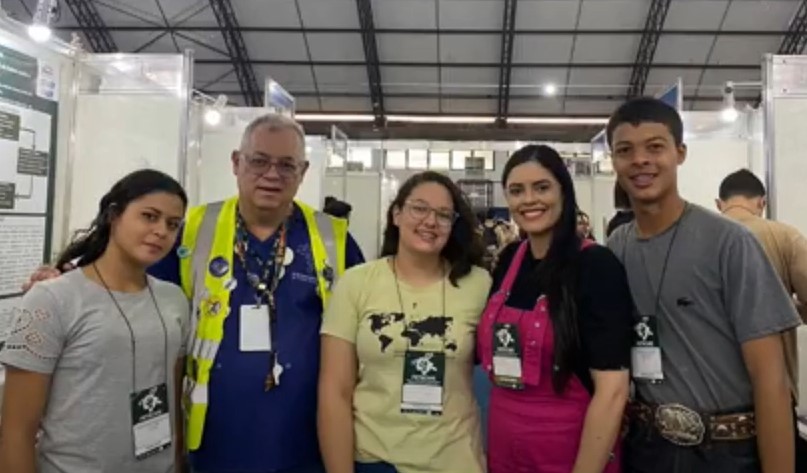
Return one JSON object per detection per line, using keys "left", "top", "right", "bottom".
{"left": 321, "top": 257, "right": 492, "bottom": 473}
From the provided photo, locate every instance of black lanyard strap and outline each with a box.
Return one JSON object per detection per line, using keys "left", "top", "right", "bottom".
{"left": 93, "top": 264, "right": 169, "bottom": 392}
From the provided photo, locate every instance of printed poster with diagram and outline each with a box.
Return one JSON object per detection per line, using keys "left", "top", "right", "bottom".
{"left": 0, "top": 40, "right": 59, "bottom": 333}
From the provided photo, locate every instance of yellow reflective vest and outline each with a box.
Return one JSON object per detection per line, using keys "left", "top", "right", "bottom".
{"left": 178, "top": 196, "right": 348, "bottom": 451}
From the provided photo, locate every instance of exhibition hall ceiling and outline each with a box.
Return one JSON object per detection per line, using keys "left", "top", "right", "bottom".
{"left": 4, "top": 0, "right": 806, "bottom": 140}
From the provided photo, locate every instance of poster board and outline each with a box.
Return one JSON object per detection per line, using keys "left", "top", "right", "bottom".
{"left": 0, "top": 41, "right": 60, "bottom": 303}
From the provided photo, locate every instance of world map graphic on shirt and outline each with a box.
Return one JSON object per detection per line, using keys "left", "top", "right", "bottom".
{"left": 368, "top": 313, "right": 456, "bottom": 352}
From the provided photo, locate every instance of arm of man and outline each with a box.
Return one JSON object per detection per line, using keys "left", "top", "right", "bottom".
{"left": 0, "top": 286, "right": 66, "bottom": 473}
{"left": 786, "top": 230, "right": 807, "bottom": 323}
{"left": 722, "top": 230, "right": 801, "bottom": 473}
{"left": 318, "top": 268, "right": 362, "bottom": 473}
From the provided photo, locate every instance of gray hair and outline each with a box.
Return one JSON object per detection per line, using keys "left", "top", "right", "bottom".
{"left": 239, "top": 113, "right": 306, "bottom": 154}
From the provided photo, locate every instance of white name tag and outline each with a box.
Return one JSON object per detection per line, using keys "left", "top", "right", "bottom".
{"left": 239, "top": 305, "right": 272, "bottom": 352}
{"left": 631, "top": 346, "right": 664, "bottom": 381}
{"left": 493, "top": 355, "right": 522, "bottom": 378}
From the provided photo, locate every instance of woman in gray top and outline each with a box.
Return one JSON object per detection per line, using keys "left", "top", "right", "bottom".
{"left": 0, "top": 169, "right": 190, "bottom": 473}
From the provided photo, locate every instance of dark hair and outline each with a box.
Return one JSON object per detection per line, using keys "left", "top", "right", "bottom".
{"left": 719, "top": 169, "right": 766, "bottom": 200}
{"left": 606, "top": 97, "right": 683, "bottom": 148}
{"left": 501, "top": 144, "right": 582, "bottom": 394}
{"left": 613, "top": 181, "right": 631, "bottom": 209}
{"left": 380, "top": 171, "right": 483, "bottom": 286}
{"left": 56, "top": 169, "right": 187, "bottom": 269}
{"left": 323, "top": 196, "right": 352, "bottom": 219}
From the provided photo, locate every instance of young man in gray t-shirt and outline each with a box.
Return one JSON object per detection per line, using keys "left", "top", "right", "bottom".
{"left": 606, "top": 97, "right": 801, "bottom": 473}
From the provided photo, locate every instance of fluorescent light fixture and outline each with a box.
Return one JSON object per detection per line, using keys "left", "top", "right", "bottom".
{"left": 387, "top": 115, "right": 495, "bottom": 124}
{"left": 295, "top": 114, "right": 375, "bottom": 122}
{"left": 543, "top": 83, "right": 557, "bottom": 96}
{"left": 508, "top": 117, "right": 609, "bottom": 125}
{"left": 29, "top": 0, "right": 58, "bottom": 43}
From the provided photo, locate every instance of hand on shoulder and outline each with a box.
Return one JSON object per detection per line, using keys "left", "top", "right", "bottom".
{"left": 21, "top": 262, "right": 75, "bottom": 293}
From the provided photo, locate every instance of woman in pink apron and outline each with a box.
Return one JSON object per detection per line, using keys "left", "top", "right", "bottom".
{"left": 477, "top": 145, "right": 634, "bottom": 473}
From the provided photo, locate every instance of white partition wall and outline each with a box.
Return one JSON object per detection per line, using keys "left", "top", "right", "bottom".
{"left": 64, "top": 52, "right": 192, "bottom": 245}
{"left": 763, "top": 55, "right": 807, "bottom": 235}
{"left": 323, "top": 172, "right": 383, "bottom": 259}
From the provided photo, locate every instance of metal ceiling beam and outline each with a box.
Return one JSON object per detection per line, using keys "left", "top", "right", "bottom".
{"left": 63, "top": 0, "right": 117, "bottom": 52}
{"left": 778, "top": 0, "right": 807, "bottom": 54}
{"left": 208, "top": 0, "right": 262, "bottom": 106}
{"left": 495, "top": 0, "right": 518, "bottom": 125}
{"left": 52, "top": 26, "right": 788, "bottom": 36}
{"left": 355, "top": 0, "right": 385, "bottom": 126}
{"left": 195, "top": 59, "right": 759, "bottom": 70}
{"left": 626, "top": 0, "right": 672, "bottom": 98}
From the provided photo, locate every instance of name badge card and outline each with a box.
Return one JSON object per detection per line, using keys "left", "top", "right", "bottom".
{"left": 240, "top": 305, "right": 272, "bottom": 352}
{"left": 492, "top": 323, "right": 524, "bottom": 390}
{"left": 401, "top": 351, "right": 445, "bottom": 416}
{"left": 131, "top": 384, "right": 172, "bottom": 460}
{"left": 631, "top": 315, "right": 664, "bottom": 382}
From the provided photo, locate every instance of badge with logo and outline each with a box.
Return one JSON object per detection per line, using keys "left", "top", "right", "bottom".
{"left": 130, "top": 383, "right": 171, "bottom": 460}
{"left": 631, "top": 315, "right": 664, "bottom": 382}
{"left": 492, "top": 323, "right": 524, "bottom": 390}
{"left": 208, "top": 256, "right": 229, "bottom": 278}
{"left": 401, "top": 350, "right": 445, "bottom": 416}
{"left": 177, "top": 246, "right": 191, "bottom": 259}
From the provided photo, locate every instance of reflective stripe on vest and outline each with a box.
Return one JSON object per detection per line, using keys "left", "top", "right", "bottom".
{"left": 178, "top": 197, "right": 347, "bottom": 451}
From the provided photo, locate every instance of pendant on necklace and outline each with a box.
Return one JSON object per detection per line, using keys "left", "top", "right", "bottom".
{"left": 264, "top": 373, "right": 275, "bottom": 391}
{"left": 257, "top": 282, "right": 267, "bottom": 292}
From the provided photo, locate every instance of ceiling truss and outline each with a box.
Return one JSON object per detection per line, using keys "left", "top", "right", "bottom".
{"left": 355, "top": 0, "right": 385, "bottom": 127}
{"left": 208, "top": 0, "right": 262, "bottom": 106}
{"left": 495, "top": 0, "right": 518, "bottom": 126}
{"left": 626, "top": 0, "right": 672, "bottom": 98}
{"left": 63, "top": 0, "right": 117, "bottom": 52}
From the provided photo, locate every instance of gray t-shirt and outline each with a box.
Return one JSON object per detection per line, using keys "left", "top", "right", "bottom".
{"left": 607, "top": 204, "right": 801, "bottom": 413}
{"left": 0, "top": 269, "right": 189, "bottom": 473}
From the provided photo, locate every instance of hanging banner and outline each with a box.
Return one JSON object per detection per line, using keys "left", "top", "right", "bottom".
{"left": 264, "top": 77, "right": 295, "bottom": 117}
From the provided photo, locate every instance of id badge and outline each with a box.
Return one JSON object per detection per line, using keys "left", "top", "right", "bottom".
{"left": 492, "top": 323, "right": 524, "bottom": 390}
{"left": 130, "top": 383, "right": 172, "bottom": 460}
{"left": 401, "top": 351, "right": 445, "bottom": 416}
{"left": 239, "top": 305, "right": 272, "bottom": 352}
{"left": 631, "top": 315, "right": 664, "bottom": 382}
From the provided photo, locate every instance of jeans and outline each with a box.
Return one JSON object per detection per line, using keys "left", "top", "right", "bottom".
{"left": 624, "top": 421, "right": 760, "bottom": 473}
{"left": 354, "top": 462, "right": 397, "bottom": 473}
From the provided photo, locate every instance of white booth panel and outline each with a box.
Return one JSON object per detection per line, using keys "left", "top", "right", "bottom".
{"left": 323, "top": 172, "right": 383, "bottom": 259}
{"left": 573, "top": 177, "right": 593, "bottom": 217}
{"left": 591, "top": 175, "right": 617, "bottom": 242}
{"left": 679, "top": 138, "right": 751, "bottom": 212}
{"left": 68, "top": 95, "right": 184, "bottom": 235}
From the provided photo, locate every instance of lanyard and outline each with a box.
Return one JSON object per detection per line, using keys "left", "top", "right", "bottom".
{"left": 234, "top": 211, "right": 287, "bottom": 319}
{"left": 93, "top": 264, "right": 169, "bottom": 392}
{"left": 390, "top": 257, "right": 448, "bottom": 351}
{"left": 627, "top": 203, "right": 690, "bottom": 316}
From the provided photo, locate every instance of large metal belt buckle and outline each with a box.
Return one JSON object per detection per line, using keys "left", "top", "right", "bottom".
{"left": 655, "top": 403, "right": 706, "bottom": 446}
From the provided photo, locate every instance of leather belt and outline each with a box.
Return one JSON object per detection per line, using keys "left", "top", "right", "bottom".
{"left": 629, "top": 401, "right": 756, "bottom": 446}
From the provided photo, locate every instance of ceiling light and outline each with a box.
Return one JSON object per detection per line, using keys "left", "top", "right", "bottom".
{"left": 543, "top": 83, "right": 557, "bottom": 96}
{"left": 28, "top": 0, "right": 58, "bottom": 43}
{"left": 508, "top": 116, "right": 609, "bottom": 125}
{"left": 387, "top": 115, "right": 495, "bottom": 124}
{"left": 204, "top": 109, "right": 221, "bottom": 126}
{"left": 721, "top": 107, "right": 739, "bottom": 123}
{"left": 295, "top": 113, "right": 375, "bottom": 122}
{"left": 721, "top": 81, "right": 738, "bottom": 123}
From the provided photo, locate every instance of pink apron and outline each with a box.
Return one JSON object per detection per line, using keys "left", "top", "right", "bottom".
{"left": 477, "top": 240, "right": 621, "bottom": 473}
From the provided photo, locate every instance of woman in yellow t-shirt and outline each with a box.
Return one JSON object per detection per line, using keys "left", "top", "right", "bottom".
{"left": 318, "top": 171, "right": 491, "bottom": 473}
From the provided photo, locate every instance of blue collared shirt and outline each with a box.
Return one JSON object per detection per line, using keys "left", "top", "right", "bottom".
{"left": 149, "top": 205, "right": 364, "bottom": 473}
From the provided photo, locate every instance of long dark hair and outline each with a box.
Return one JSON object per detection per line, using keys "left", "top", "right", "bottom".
{"left": 56, "top": 169, "right": 187, "bottom": 269}
{"left": 380, "top": 171, "right": 483, "bottom": 286}
{"left": 502, "top": 145, "right": 582, "bottom": 394}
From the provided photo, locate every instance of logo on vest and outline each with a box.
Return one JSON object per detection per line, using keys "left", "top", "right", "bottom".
{"left": 177, "top": 246, "right": 191, "bottom": 259}
{"left": 208, "top": 256, "right": 229, "bottom": 278}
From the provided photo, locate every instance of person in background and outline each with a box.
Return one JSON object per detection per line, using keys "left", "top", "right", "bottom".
{"left": 576, "top": 209, "right": 596, "bottom": 241}
{"left": 716, "top": 168, "right": 807, "bottom": 470}
{"left": 323, "top": 196, "right": 353, "bottom": 221}
{"left": 478, "top": 145, "right": 633, "bottom": 473}
{"left": 606, "top": 182, "right": 634, "bottom": 238}
{"left": 607, "top": 97, "right": 800, "bottom": 473}
{"left": 318, "top": 171, "right": 489, "bottom": 473}
{"left": 22, "top": 114, "right": 365, "bottom": 473}
{"left": 0, "top": 170, "right": 189, "bottom": 473}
